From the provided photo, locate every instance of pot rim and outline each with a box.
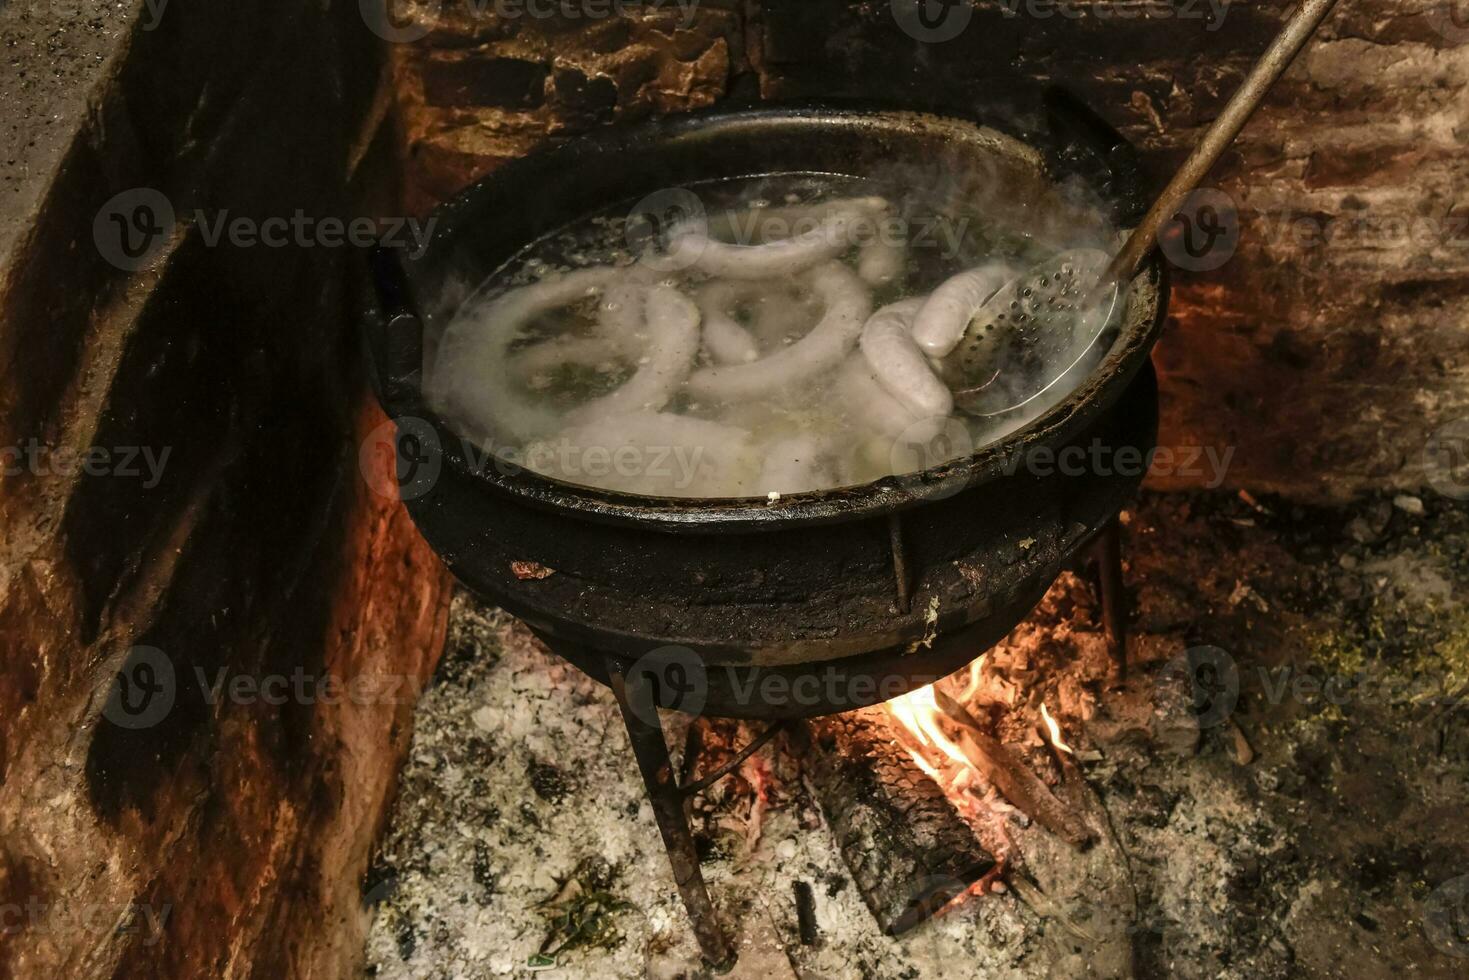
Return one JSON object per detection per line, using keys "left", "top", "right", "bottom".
{"left": 369, "top": 101, "right": 1168, "bottom": 533}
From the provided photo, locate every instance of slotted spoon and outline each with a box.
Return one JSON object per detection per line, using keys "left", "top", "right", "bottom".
{"left": 945, "top": 0, "right": 1341, "bottom": 419}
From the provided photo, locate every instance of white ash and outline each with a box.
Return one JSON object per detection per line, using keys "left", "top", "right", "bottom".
{"left": 363, "top": 592, "right": 1045, "bottom": 979}
{"left": 361, "top": 583, "right": 1286, "bottom": 979}
{"left": 365, "top": 490, "right": 1469, "bottom": 978}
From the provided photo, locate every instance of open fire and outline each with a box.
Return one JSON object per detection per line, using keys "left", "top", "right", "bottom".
{"left": 886, "top": 658, "right": 1077, "bottom": 804}
{"left": 366, "top": 100, "right": 1156, "bottom": 963}
{"left": 879, "top": 652, "right": 1100, "bottom": 920}
{"left": 1040, "top": 702, "right": 1076, "bottom": 756}
{"left": 887, "top": 682, "right": 969, "bottom": 780}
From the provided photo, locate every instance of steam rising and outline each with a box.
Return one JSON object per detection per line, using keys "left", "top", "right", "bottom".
{"left": 423, "top": 167, "right": 1123, "bottom": 500}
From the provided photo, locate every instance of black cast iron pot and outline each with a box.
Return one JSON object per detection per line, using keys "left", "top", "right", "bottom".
{"left": 362, "top": 95, "right": 1168, "bottom": 719}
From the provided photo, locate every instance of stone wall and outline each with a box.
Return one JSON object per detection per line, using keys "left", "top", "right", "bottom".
{"left": 387, "top": 0, "right": 1469, "bottom": 500}
{"left": 0, "top": 1, "right": 450, "bottom": 977}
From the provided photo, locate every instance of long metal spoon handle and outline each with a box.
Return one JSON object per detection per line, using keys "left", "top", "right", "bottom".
{"left": 1103, "top": 0, "right": 1342, "bottom": 285}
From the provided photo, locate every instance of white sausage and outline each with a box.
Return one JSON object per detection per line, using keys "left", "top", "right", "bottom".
{"left": 512, "top": 334, "right": 624, "bottom": 378}
{"left": 911, "top": 263, "right": 1015, "bottom": 357}
{"left": 685, "top": 261, "right": 873, "bottom": 404}
{"left": 695, "top": 280, "right": 763, "bottom": 365}
{"left": 834, "top": 353, "right": 946, "bottom": 445}
{"left": 859, "top": 297, "right": 953, "bottom": 419}
{"left": 512, "top": 262, "right": 662, "bottom": 378}
{"left": 857, "top": 238, "right": 906, "bottom": 287}
{"left": 567, "top": 284, "right": 701, "bottom": 424}
{"left": 598, "top": 262, "right": 662, "bottom": 356}
{"left": 426, "top": 266, "right": 617, "bottom": 443}
{"left": 737, "top": 196, "right": 900, "bottom": 285}
{"left": 540, "top": 411, "right": 757, "bottom": 497}
{"left": 511, "top": 264, "right": 661, "bottom": 379}
{"left": 666, "top": 199, "right": 888, "bottom": 281}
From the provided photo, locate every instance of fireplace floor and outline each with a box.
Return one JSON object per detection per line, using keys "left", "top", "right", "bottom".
{"left": 363, "top": 490, "right": 1469, "bottom": 979}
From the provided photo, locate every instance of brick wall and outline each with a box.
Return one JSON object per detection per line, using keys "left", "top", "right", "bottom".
{"left": 388, "top": 0, "right": 1469, "bottom": 500}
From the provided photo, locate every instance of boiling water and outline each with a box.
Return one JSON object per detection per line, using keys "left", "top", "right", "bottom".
{"left": 425, "top": 173, "right": 1117, "bottom": 499}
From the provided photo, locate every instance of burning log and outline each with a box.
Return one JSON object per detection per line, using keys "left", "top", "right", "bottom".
{"left": 800, "top": 707, "right": 996, "bottom": 935}
{"left": 932, "top": 690, "right": 1095, "bottom": 849}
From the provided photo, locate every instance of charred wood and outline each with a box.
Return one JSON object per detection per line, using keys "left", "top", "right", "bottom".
{"left": 800, "top": 708, "right": 995, "bottom": 936}
{"left": 934, "top": 690, "right": 1095, "bottom": 849}
{"left": 792, "top": 880, "right": 819, "bottom": 946}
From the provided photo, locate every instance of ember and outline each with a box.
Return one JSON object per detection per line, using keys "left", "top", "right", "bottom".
{"left": 9, "top": 0, "right": 1456, "bottom": 975}
{"left": 366, "top": 102, "right": 1155, "bottom": 965}
{"left": 887, "top": 684, "right": 970, "bottom": 776}
{"left": 888, "top": 679, "right": 1094, "bottom": 855}
{"left": 352, "top": 0, "right": 1352, "bottom": 965}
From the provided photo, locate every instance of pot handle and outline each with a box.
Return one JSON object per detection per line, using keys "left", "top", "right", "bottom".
{"left": 1041, "top": 87, "right": 1148, "bottom": 228}
{"left": 363, "top": 245, "right": 427, "bottom": 418}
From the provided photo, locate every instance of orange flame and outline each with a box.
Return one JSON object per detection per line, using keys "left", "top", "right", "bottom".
{"left": 1039, "top": 702, "right": 1074, "bottom": 755}
{"left": 885, "top": 673, "right": 1012, "bottom": 902}
{"left": 886, "top": 684, "right": 970, "bottom": 769}
{"left": 959, "top": 654, "right": 987, "bottom": 702}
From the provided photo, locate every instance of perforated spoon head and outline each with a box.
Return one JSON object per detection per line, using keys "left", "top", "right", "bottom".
{"left": 940, "top": 248, "right": 1120, "bottom": 419}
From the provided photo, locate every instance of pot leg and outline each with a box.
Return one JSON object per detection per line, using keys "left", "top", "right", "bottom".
{"left": 1094, "top": 519, "right": 1128, "bottom": 680}
{"left": 608, "top": 661, "right": 736, "bottom": 971}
